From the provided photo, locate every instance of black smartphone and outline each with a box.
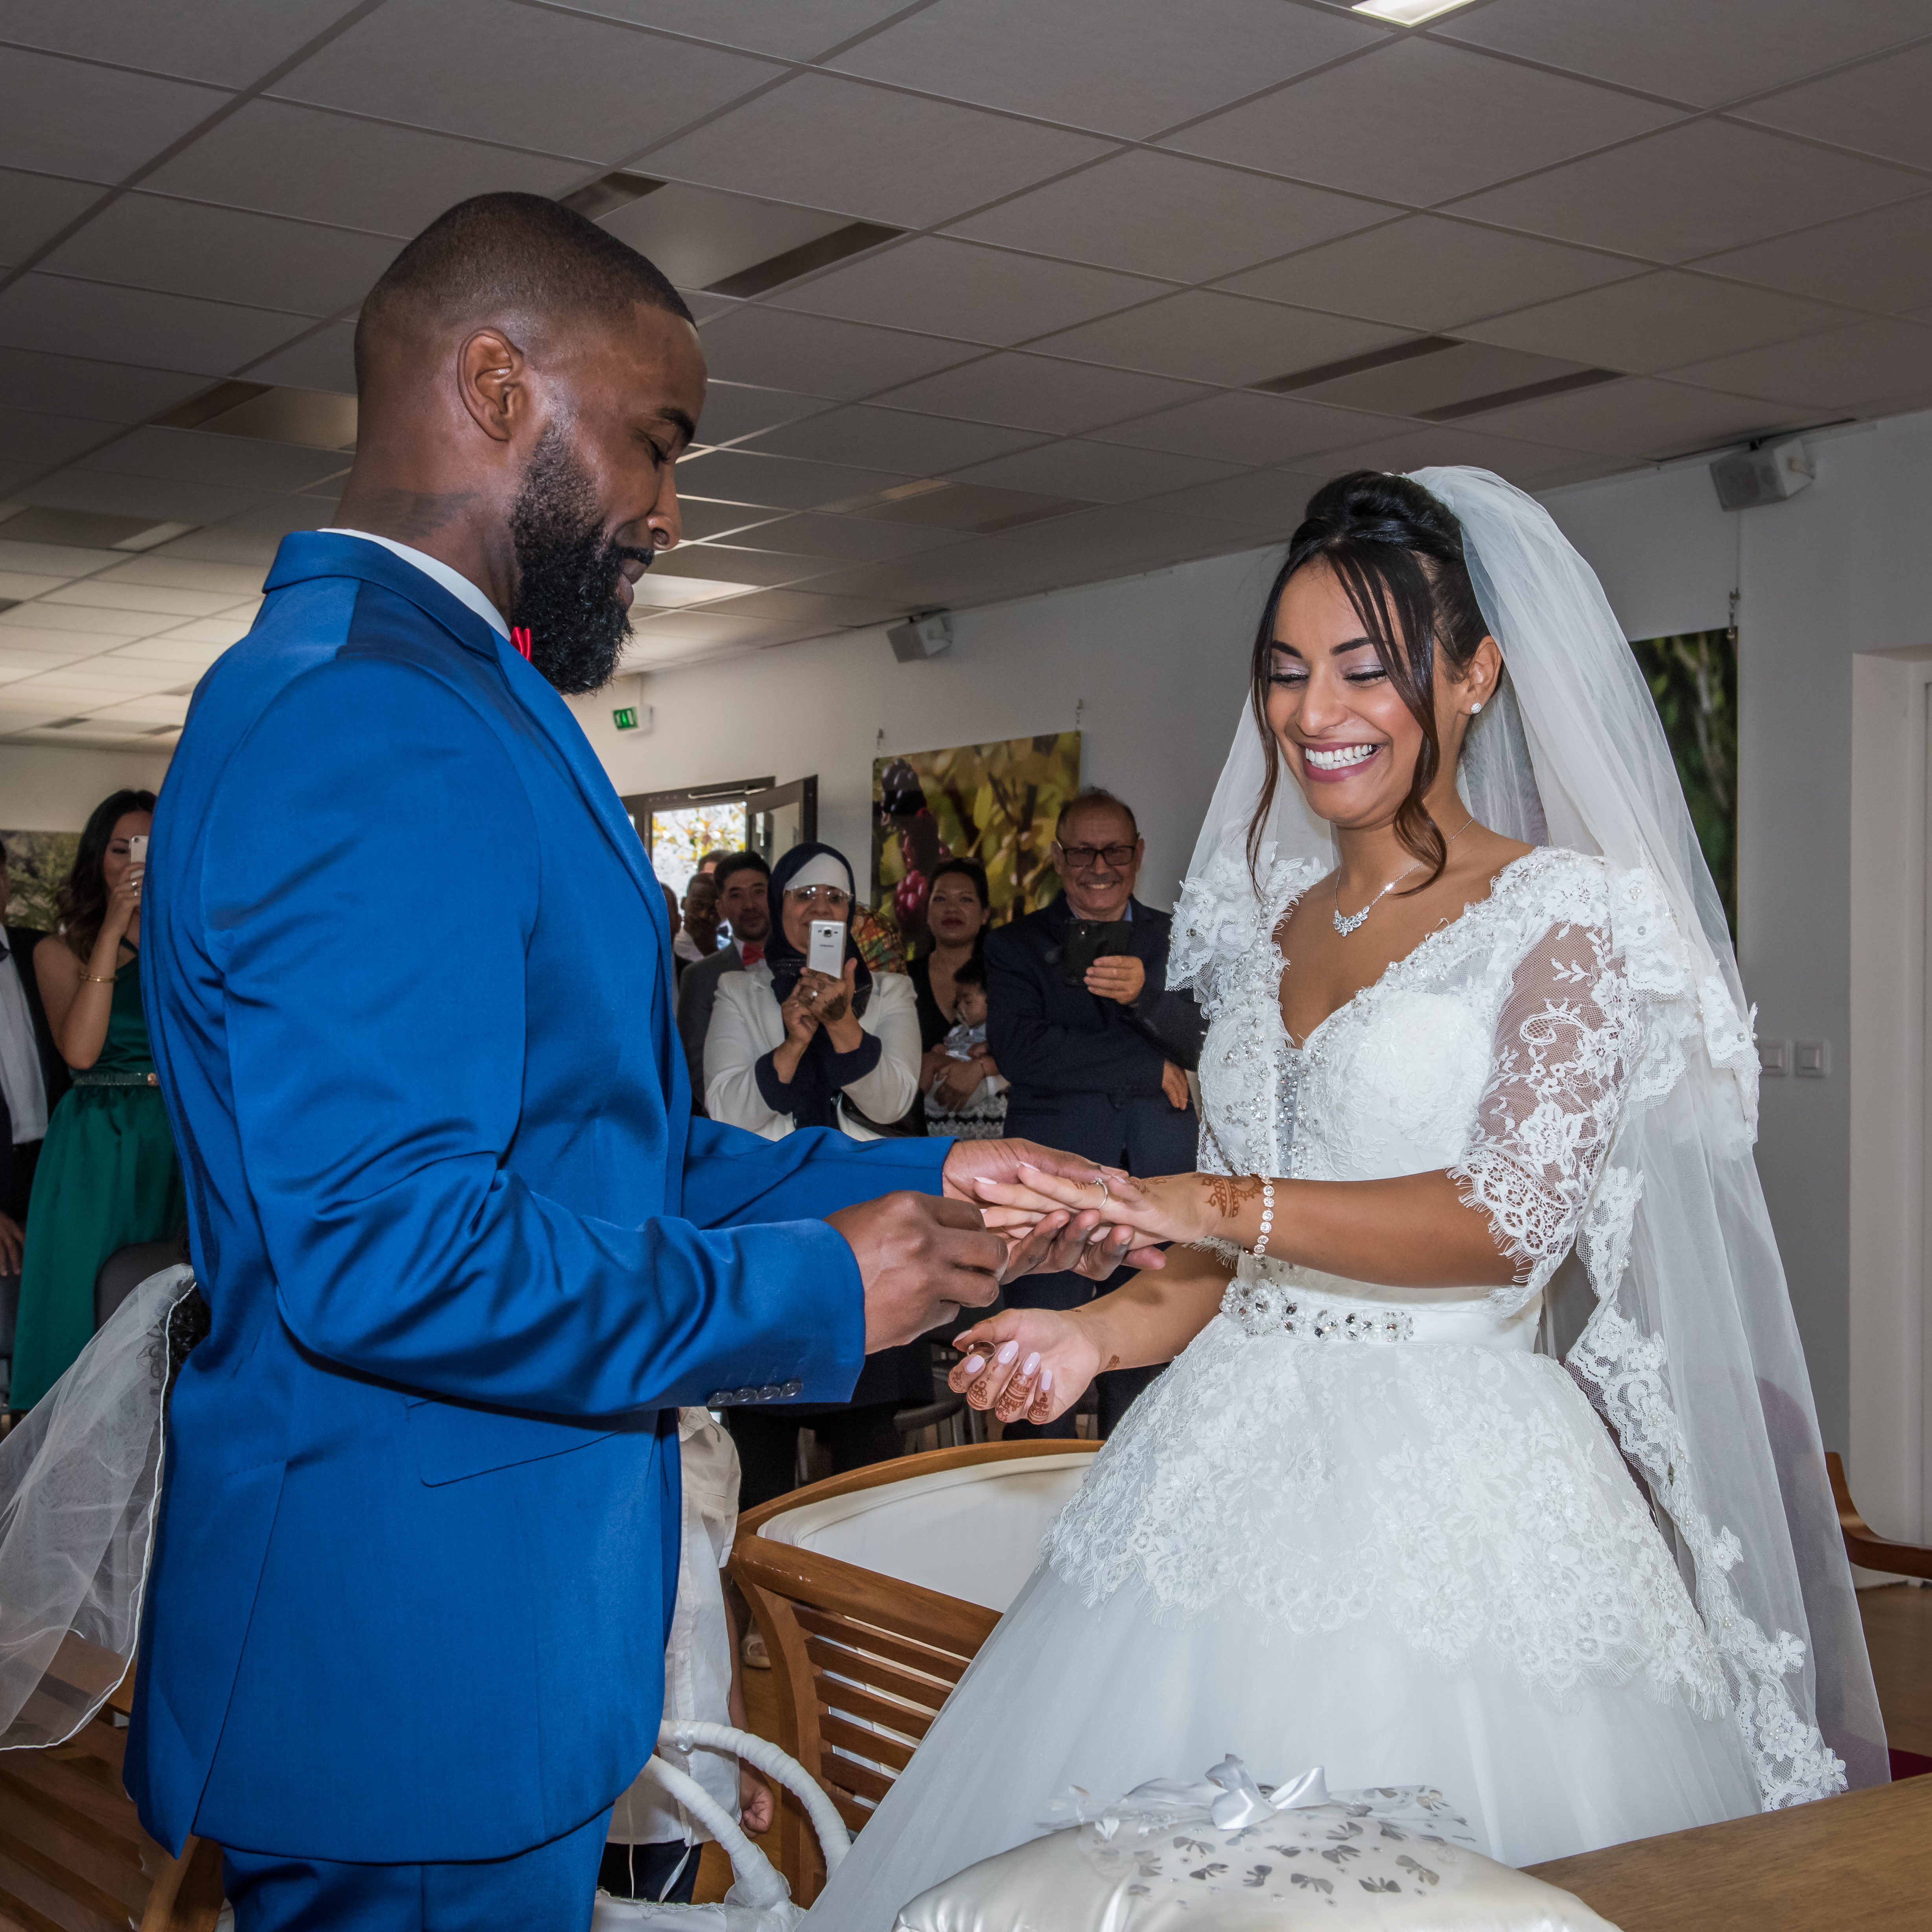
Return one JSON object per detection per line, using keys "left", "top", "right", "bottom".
{"left": 1059, "top": 919, "right": 1133, "bottom": 986}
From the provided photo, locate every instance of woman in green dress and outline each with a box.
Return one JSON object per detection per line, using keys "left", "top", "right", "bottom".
{"left": 9, "top": 790, "right": 184, "bottom": 1411}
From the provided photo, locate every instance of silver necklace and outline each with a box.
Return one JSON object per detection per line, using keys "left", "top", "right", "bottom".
{"left": 1331, "top": 818, "right": 1475, "bottom": 937}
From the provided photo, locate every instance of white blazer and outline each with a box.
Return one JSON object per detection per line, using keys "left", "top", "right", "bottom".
{"left": 704, "top": 968, "right": 920, "bottom": 1141}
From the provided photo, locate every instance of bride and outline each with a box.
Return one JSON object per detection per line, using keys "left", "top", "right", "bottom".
{"left": 809, "top": 466, "right": 1885, "bottom": 1924}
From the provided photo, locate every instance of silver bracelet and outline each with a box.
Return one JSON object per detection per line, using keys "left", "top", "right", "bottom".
{"left": 1252, "top": 1177, "right": 1276, "bottom": 1259}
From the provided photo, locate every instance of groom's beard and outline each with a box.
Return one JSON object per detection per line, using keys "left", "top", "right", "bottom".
{"left": 507, "top": 428, "right": 651, "bottom": 695}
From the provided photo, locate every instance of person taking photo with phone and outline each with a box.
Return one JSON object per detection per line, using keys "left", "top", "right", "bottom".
{"left": 703, "top": 841, "right": 929, "bottom": 1505}
{"left": 10, "top": 790, "right": 185, "bottom": 1412}
{"left": 984, "top": 788, "right": 1205, "bottom": 1438}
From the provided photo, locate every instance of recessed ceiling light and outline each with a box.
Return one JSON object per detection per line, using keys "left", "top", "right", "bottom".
{"left": 1351, "top": 0, "right": 1479, "bottom": 23}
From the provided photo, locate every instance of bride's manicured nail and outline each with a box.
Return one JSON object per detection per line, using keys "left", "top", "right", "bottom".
{"left": 1039, "top": 1369, "right": 1053, "bottom": 1392}
{"left": 961, "top": 1355, "right": 985, "bottom": 1375}
{"left": 1022, "top": 1352, "right": 1040, "bottom": 1375}
{"left": 997, "top": 1340, "right": 1019, "bottom": 1363}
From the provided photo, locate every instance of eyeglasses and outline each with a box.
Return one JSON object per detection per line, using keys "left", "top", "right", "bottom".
{"left": 1056, "top": 842, "right": 1136, "bottom": 870}
{"left": 787, "top": 885, "right": 852, "bottom": 909}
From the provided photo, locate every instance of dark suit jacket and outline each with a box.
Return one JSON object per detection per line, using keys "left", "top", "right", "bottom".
{"left": 987, "top": 892, "right": 1204, "bottom": 1165}
{"left": 1, "top": 924, "right": 69, "bottom": 1201}
{"left": 676, "top": 939, "right": 744, "bottom": 1114}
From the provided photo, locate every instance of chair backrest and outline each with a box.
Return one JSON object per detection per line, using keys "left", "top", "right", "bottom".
{"left": 732, "top": 1440, "right": 1100, "bottom": 1903}
{"left": 1826, "top": 1451, "right": 1932, "bottom": 1580}
{"left": 94, "top": 1234, "right": 190, "bottom": 1331}
{"left": 0, "top": 1633, "right": 224, "bottom": 1932}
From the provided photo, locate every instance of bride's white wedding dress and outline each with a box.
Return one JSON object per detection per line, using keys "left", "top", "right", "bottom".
{"left": 810, "top": 845, "right": 1777, "bottom": 1926}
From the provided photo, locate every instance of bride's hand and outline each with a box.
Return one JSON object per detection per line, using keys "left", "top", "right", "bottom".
{"left": 972, "top": 1163, "right": 1225, "bottom": 1250}
{"left": 949, "top": 1307, "right": 1101, "bottom": 1429}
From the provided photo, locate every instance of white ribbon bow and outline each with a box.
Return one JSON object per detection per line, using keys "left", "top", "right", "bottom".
{"left": 1049, "top": 1757, "right": 1331, "bottom": 1839}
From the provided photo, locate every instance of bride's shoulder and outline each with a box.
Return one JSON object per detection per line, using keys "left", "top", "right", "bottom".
{"left": 1490, "top": 844, "right": 1613, "bottom": 927}
{"left": 1170, "top": 849, "right": 1325, "bottom": 1004}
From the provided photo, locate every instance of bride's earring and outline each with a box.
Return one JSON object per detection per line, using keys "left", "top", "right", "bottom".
{"left": 1469, "top": 702, "right": 1484, "bottom": 715}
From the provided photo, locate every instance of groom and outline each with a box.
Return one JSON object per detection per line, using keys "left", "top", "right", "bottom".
{"left": 131, "top": 194, "right": 1135, "bottom": 1931}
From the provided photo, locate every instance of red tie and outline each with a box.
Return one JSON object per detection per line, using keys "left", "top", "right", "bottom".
{"left": 740, "top": 941, "right": 765, "bottom": 966}
{"left": 510, "top": 627, "right": 533, "bottom": 660}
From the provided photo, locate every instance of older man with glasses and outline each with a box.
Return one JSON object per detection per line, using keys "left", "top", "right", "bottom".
{"left": 983, "top": 788, "right": 1206, "bottom": 1438}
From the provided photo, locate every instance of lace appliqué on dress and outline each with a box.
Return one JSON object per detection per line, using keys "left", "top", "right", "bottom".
{"left": 1568, "top": 1306, "right": 1847, "bottom": 1810}
{"left": 1221, "top": 1276, "right": 1413, "bottom": 1344}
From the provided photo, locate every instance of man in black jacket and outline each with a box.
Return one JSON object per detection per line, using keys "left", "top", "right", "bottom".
{"left": 985, "top": 789, "right": 1204, "bottom": 1436}
{"left": 0, "top": 839, "right": 72, "bottom": 1279}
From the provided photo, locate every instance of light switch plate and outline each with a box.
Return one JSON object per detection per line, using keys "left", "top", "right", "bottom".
{"left": 1795, "top": 1040, "right": 1829, "bottom": 1078}
{"left": 1759, "top": 1040, "right": 1790, "bottom": 1076}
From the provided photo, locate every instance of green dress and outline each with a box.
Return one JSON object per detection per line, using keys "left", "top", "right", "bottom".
{"left": 9, "top": 954, "right": 185, "bottom": 1410}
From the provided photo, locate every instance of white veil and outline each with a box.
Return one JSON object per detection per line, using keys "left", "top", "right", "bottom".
{"left": 1171, "top": 466, "right": 1885, "bottom": 1806}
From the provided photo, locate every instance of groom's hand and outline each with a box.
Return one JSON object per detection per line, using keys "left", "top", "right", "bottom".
{"left": 828, "top": 1192, "right": 1007, "bottom": 1351}
{"left": 942, "top": 1138, "right": 1167, "bottom": 1279}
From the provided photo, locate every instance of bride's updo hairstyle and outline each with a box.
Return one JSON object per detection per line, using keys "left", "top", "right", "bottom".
{"left": 1247, "top": 470, "right": 1488, "bottom": 885}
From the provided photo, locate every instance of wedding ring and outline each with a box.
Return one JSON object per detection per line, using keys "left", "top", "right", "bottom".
{"left": 1090, "top": 1175, "right": 1111, "bottom": 1206}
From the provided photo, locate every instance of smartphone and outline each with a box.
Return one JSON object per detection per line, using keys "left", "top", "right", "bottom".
{"left": 127, "top": 834, "right": 149, "bottom": 868}
{"left": 1058, "top": 918, "right": 1133, "bottom": 986}
{"left": 807, "top": 919, "right": 846, "bottom": 976}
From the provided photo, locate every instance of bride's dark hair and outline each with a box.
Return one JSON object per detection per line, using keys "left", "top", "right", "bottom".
{"left": 1246, "top": 471, "right": 1490, "bottom": 887}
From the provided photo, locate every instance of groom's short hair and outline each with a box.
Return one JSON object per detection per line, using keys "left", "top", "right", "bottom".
{"left": 355, "top": 193, "right": 693, "bottom": 389}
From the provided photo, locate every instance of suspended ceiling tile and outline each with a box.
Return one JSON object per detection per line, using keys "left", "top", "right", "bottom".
{"left": 0, "top": 407, "right": 115, "bottom": 472}
{"left": 86, "top": 693, "right": 196, "bottom": 725}
{"left": 0, "top": 169, "right": 105, "bottom": 269}
{"left": 677, "top": 447, "right": 916, "bottom": 511}
{"left": 0, "top": 348, "right": 208, "bottom": 426}
{"left": 1436, "top": 0, "right": 1932, "bottom": 109}
{"left": 833, "top": 0, "right": 1383, "bottom": 139}
{"left": 44, "top": 579, "right": 237, "bottom": 618}
{"left": 0, "top": 0, "right": 370, "bottom": 88}
{"left": 1458, "top": 271, "right": 1856, "bottom": 375}
{"left": 1457, "top": 376, "right": 1809, "bottom": 459}
{"left": 0, "top": 573, "right": 69, "bottom": 602}
{"left": 600, "top": 185, "right": 855, "bottom": 294}
{"left": 697, "top": 306, "right": 979, "bottom": 398}
{"left": 1031, "top": 289, "right": 1415, "bottom": 387}
{"left": 1695, "top": 197, "right": 1932, "bottom": 315}
{"left": 649, "top": 543, "right": 833, "bottom": 587}
{"left": 720, "top": 512, "right": 966, "bottom": 561}
{"left": 1736, "top": 43, "right": 1932, "bottom": 173}
{"left": 1663, "top": 318, "right": 1932, "bottom": 411}
{"left": 642, "top": 71, "right": 1115, "bottom": 230}
{"left": 870, "top": 352, "right": 1208, "bottom": 437}
{"left": 187, "top": 496, "right": 339, "bottom": 548}
{"left": 148, "top": 613, "right": 260, "bottom": 646}
{"left": 673, "top": 499, "right": 784, "bottom": 542}
{"left": 142, "top": 526, "right": 280, "bottom": 565}
{"left": 0, "top": 648, "right": 75, "bottom": 680}
{"left": 143, "top": 101, "right": 585, "bottom": 234}
{"left": 1092, "top": 390, "right": 1398, "bottom": 467}
{"left": 742, "top": 404, "right": 1047, "bottom": 473}
{"left": 1167, "top": 38, "right": 1680, "bottom": 209}
{"left": 0, "top": 538, "right": 125, "bottom": 578}
{"left": 22, "top": 466, "right": 262, "bottom": 526}
{"left": 0, "top": 46, "right": 226, "bottom": 186}
{"left": 108, "top": 635, "right": 234, "bottom": 664}
{"left": 74, "top": 426, "right": 350, "bottom": 494}
{"left": 1447, "top": 120, "right": 1926, "bottom": 265}
{"left": 557, "top": 1, "right": 912, "bottom": 63}
{"left": 272, "top": 0, "right": 778, "bottom": 163}
{"left": 98, "top": 555, "right": 271, "bottom": 595}
{"left": 1217, "top": 215, "right": 1644, "bottom": 332}
{"left": 771, "top": 236, "right": 1166, "bottom": 346}
{"left": 949, "top": 149, "right": 1388, "bottom": 286}
{"left": 43, "top": 195, "right": 400, "bottom": 318}
{"left": 1133, "top": 468, "right": 1318, "bottom": 532}
{"left": 717, "top": 586, "right": 905, "bottom": 627}
{"left": 247, "top": 321, "right": 359, "bottom": 392}
{"left": 0, "top": 275, "right": 310, "bottom": 377}
{"left": 946, "top": 438, "right": 1241, "bottom": 504}
{"left": 0, "top": 623, "right": 145, "bottom": 658}
{"left": 690, "top": 383, "right": 836, "bottom": 449}
{"left": 1292, "top": 421, "right": 1587, "bottom": 485}
{"left": 0, "top": 598, "right": 170, "bottom": 638}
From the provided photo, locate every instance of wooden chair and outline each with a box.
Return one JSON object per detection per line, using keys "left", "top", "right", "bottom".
{"left": 732, "top": 1439, "right": 1099, "bottom": 1904}
{"left": 0, "top": 1633, "right": 223, "bottom": 1932}
{"left": 1826, "top": 1451, "right": 1932, "bottom": 1580}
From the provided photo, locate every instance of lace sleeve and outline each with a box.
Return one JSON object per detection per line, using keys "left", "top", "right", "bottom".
{"left": 1450, "top": 919, "right": 1633, "bottom": 1309}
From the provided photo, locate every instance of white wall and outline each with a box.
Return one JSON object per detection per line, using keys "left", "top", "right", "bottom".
{"left": 571, "top": 544, "right": 1290, "bottom": 916}
{"left": 0, "top": 744, "right": 175, "bottom": 832}
{"left": 582, "top": 405, "right": 1932, "bottom": 1487}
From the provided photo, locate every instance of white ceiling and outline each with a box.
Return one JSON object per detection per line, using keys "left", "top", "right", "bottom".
{"left": 2, "top": 0, "right": 1932, "bottom": 748}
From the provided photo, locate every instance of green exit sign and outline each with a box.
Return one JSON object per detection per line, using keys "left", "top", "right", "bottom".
{"left": 612, "top": 706, "right": 638, "bottom": 730}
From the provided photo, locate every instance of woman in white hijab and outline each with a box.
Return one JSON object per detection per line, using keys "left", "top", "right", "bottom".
{"left": 805, "top": 468, "right": 1884, "bottom": 1923}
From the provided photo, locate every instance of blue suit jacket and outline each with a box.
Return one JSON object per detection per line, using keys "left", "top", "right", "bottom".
{"left": 129, "top": 534, "right": 947, "bottom": 1862}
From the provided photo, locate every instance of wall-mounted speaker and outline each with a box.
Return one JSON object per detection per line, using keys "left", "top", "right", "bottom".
{"left": 1709, "top": 437, "right": 1814, "bottom": 511}
{"left": 887, "top": 611, "right": 952, "bottom": 662}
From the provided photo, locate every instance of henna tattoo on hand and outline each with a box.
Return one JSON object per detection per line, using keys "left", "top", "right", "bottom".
{"left": 817, "top": 991, "right": 849, "bottom": 1023}
{"left": 1204, "top": 1173, "right": 1263, "bottom": 1220}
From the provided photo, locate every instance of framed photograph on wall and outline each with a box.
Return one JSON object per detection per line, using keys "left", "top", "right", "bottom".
{"left": 872, "top": 731, "right": 1080, "bottom": 952}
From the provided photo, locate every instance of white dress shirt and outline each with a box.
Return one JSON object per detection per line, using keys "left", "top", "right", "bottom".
{"left": 0, "top": 937, "right": 48, "bottom": 1145}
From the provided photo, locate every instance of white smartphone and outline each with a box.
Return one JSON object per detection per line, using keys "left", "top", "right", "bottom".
{"left": 127, "top": 834, "right": 149, "bottom": 867}
{"left": 807, "top": 919, "right": 845, "bottom": 976}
